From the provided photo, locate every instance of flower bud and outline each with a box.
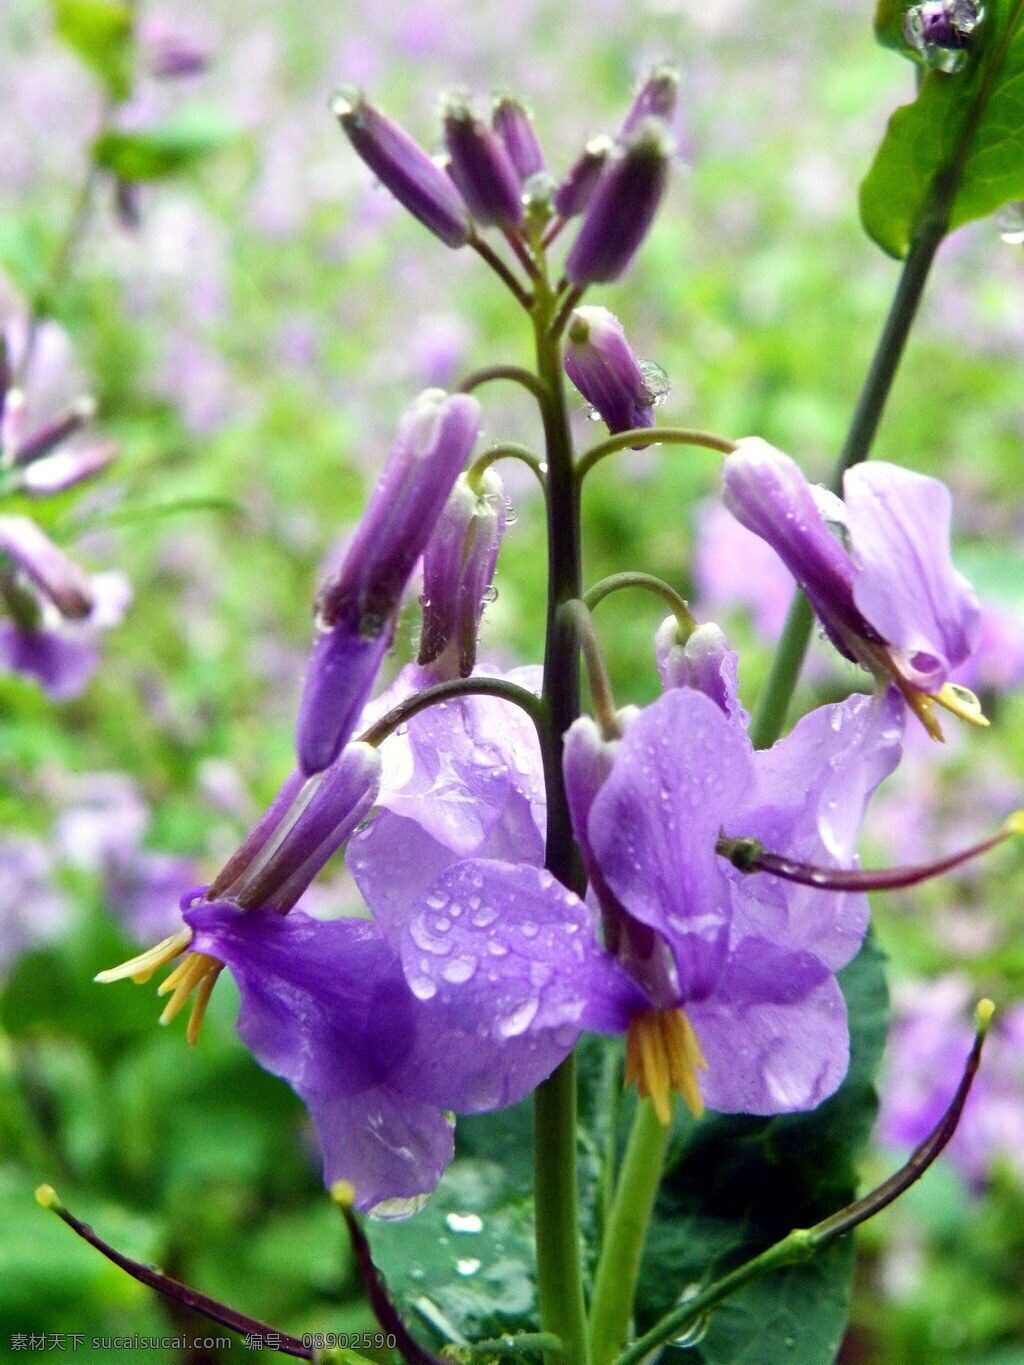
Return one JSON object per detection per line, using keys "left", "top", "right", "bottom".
{"left": 0, "top": 515, "right": 94, "bottom": 618}
{"left": 18, "top": 441, "right": 117, "bottom": 495}
{"left": 619, "top": 65, "right": 680, "bottom": 139}
{"left": 654, "top": 617, "right": 747, "bottom": 725}
{"left": 563, "top": 306, "right": 659, "bottom": 445}
{"left": 442, "top": 94, "right": 524, "bottom": 229}
{"left": 297, "top": 390, "right": 482, "bottom": 774}
{"left": 333, "top": 88, "right": 471, "bottom": 249}
{"left": 11, "top": 396, "right": 98, "bottom": 466}
{"left": 418, "top": 468, "right": 505, "bottom": 679}
{"left": 564, "top": 119, "right": 672, "bottom": 286}
{"left": 553, "top": 136, "right": 612, "bottom": 220}
{"left": 491, "top": 96, "right": 546, "bottom": 183}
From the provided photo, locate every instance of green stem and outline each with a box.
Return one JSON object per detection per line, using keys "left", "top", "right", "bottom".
{"left": 356, "top": 675, "right": 544, "bottom": 748}
{"left": 587, "top": 1100, "right": 672, "bottom": 1365}
{"left": 748, "top": 206, "right": 950, "bottom": 751}
{"left": 560, "top": 599, "right": 619, "bottom": 739}
{"left": 576, "top": 427, "right": 735, "bottom": 483}
{"left": 532, "top": 273, "right": 589, "bottom": 1365}
{"left": 583, "top": 572, "right": 696, "bottom": 636}
{"left": 615, "top": 1001, "right": 992, "bottom": 1365}
{"left": 457, "top": 364, "right": 551, "bottom": 405}
{"left": 467, "top": 442, "right": 548, "bottom": 490}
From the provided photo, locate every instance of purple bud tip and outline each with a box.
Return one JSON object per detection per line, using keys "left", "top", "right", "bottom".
{"left": 563, "top": 305, "right": 659, "bottom": 443}
{"left": 442, "top": 93, "right": 525, "bottom": 229}
{"left": 491, "top": 96, "right": 546, "bottom": 184}
{"left": 564, "top": 119, "right": 673, "bottom": 287}
{"left": 333, "top": 87, "right": 471, "bottom": 249}
{"left": 620, "top": 65, "right": 681, "bottom": 139}
{"left": 553, "top": 136, "right": 613, "bottom": 221}
{"left": 0, "top": 515, "right": 95, "bottom": 618}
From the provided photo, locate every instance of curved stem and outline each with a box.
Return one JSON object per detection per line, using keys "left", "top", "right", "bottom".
{"left": 576, "top": 427, "right": 735, "bottom": 483}
{"left": 588, "top": 1100, "right": 672, "bottom": 1365}
{"left": 467, "top": 441, "right": 548, "bottom": 490}
{"left": 469, "top": 232, "right": 533, "bottom": 308}
{"left": 584, "top": 572, "right": 697, "bottom": 634}
{"left": 357, "top": 675, "right": 544, "bottom": 748}
{"left": 560, "top": 598, "right": 620, "bottom": 738}
{"left": 457, "top": 364, "right": 551, "bottom": 405}
{"left": 615, "top": 1000, "right": 994, "bottom": 1365}
{"left": 549, "top": 284, "right": 585, "bottom": 340}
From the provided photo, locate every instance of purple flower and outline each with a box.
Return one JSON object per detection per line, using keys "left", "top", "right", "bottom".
{"left": 491, "top": 96, "right": 546, "bottom": 184}
{"left": 296, "top": 389, "right": 481, "bottom": 774}
{"left": 0, "top": 834, "right": 70, "bottom": 980}
{"left": 564, "top": 681, "right": 903, "bottom": 1118}
{"left": 618, "top": 65, "right": 680, "bottom": 140}
{"left": 553, "top": 136, "right": 612, "bottom": 221}
{"left": 654, "top": 617, "right": 748, "bottom": 726}
{"left": 693, "top": 498, "right": 794, "bottom": 641}
{"left": 722, "top": 439, "right": 982, "bottom": 738}
{"left": 0, "top": 571, "right": 132, "bottom": 699}
{"left": 563, "top": 306, "right": 661, "bottom": 446}
{"left": 418, "top": 469, "right": 506, "bottom": 679}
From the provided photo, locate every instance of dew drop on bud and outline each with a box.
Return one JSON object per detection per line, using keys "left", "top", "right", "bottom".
{"left": 640, "top": 358, "right": 670, "bottom": 409}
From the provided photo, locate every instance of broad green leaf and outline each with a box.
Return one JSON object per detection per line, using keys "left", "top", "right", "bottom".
{"left": 52, "top": 0, "right": 133, "bottom": 101}
{"left": 860, "top": 0, "right": 1024, "bottom": 256}
{"left": 367, "top": 1158, "right": 537, "bottom": 1350}
{"left": 635, "top": 934, "right": 889, "bottom": 1365}
{"left": 92, "top": 108, "right": 238, "bottom": 182}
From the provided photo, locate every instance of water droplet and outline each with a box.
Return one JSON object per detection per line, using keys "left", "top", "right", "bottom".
{"left": 504, "top": 502, "right": 518, "bottom": 526}
{"left": 996, "top": 201, "right": 1024, "bottom": 245}
{"left": 409, "top": 975, "right": 438, "bottom": 1000}
{"left": 456, "top": 1257, "right": 481, "bottom": 1276}
{"left": 497, "top": 997, "right": 539, "bottom": 1038}
{"left": 640, "top": 358, "right": 670, "bottom": 407}
{"left": 483, "top": 585, "right": 499, "bottom": 604}
{"left": 445, "top": 1212, "right": 484, "bottom": 1233}
{"left": 520, "top": 920, "right": 539, "bottom": 938}
{"left": 442, "top": 955, "right": 477, "bottom": 983}
{"left": 368, "top": 1193, "right": 430, "bottom": 1220}
{"left": 471, "top": 904, "right": 498, "bottom": 927}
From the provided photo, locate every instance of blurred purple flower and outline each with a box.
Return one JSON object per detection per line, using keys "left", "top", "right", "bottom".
{"left": 0, "top": 835, "right": 70, "bottom": 979}
{"left": 0, "top": 571, "right": 132, "bottom": 699}
{"left": 693, "top": 498, "right": 794, "bottom": 641}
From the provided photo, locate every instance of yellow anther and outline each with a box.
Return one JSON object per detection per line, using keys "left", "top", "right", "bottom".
{"left": 94, "top": 927, "right": 193, "bottom": 985}
{"left": 158, "top": 951, "right": 222, "bottom": 1043}
{"left": 975, "top": 998, "right": 996, "bottom": 1031}
{"left": 933, "top": 682, "right": 989, "bottom": 729}
{"left": 330, "top": 1180, "right": 357, "bottom": 1209}
{"left": 625, "top": 1008, "right": 707, "bottom": 1123}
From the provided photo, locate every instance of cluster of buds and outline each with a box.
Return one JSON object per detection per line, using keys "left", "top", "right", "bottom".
{"left": 0, "top": 325, "right": 126, "bottom": 697}
{"left": 332, "top": 66, "right": 678, "bottom": 288}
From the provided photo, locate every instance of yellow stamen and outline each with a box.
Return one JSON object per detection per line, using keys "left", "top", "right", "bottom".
{"left": 94, "top": 928, "right": 192, "bottom": 985}
{"left": 186, "top": 962, "right": 222, "bottom": 1045}
{"left": 158, "top": 951, "right": 221, "bottom": 1033}
{"left": 933, "top": 681, "right": 989, "bottom": 729}
{"left": 625, "top": 1007, "right": 707, "bottom": 1123}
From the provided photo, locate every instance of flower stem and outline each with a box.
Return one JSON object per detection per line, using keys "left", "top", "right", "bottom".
{"left": 749, "top": 209, "right": 949, "bottom": 751}
{"left": 576, "top": 427, "right": 734, "bottom": 483}
{"left": 532, "top": 269, "right": 589, "bottom": 1365}
{"left": 587, "top": 1099, "right": 672, "bottom": 1365}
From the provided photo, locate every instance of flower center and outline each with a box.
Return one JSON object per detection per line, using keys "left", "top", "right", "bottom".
{"left": 625, "top": 1007, "right": 707, "bottom": 1124}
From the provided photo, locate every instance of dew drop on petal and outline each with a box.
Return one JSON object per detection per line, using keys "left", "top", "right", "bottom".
{"left": 442, "top": 955, "right": 477, "bottom": 983}
{"left": 496, "top": 996, "right": 539, "bottom": 1038}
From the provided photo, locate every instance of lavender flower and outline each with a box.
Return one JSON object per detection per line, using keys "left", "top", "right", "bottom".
{"left": 296, "top": 389, "right": 481, "bottom": 774}
{"left": 563, "top": 306, "right": 660, "bottom": 445}
{"left": 553, "top": 136, "right": 612, "bottom": 221}
{"left": 0, "top": 571, "right": 131, "bottom": 699}
{"left": 0, "top": 834, "right": 70, "bottom": 981}
{"left": 333, "top": 89, "right": 471, "bottom": 249}
{"left": 418, "top": 469, "right": 506, "bottom": 678}
{"left": 564, "top": 118, "right": 672, "bottom": 287}
{"left": 618, "top": 65, "right": 680, "bottom": 139}
{"left": 722, "top": 439, "right": 982, "bottom": 738}
{"left": 654, "top": 616, "right": 748, "bottom": 726}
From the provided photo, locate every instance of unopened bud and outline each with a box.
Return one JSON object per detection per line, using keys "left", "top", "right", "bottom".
{"left": 12, "top": 396, "right": 98, "bottom": 466}
{"left": 553, "top": 136, "right": 612, "bottom": 220}
{"left": 418, "top": 468, "right": 505, "bottom": 679}
{"left": 491, "top": 96, "right": 546, "bottom": 183}
{"left": 564, "top": 306, "right": 659, "bottom": 445}
{"left": 333, "top": 88, "right": 471, "bottom": 249}
{"left": 18, "top": 441, "right": 117, "bottom": 495}
{"left": 655, "top": 618, "right": 747, "bottom": 724}
{"left": 442, "top": 93, "right": 524, "bottom": 229}
{"left": 297, "top": 390, "right": 482, "bottom": 774}
{"left": 564, "top": 119, "right": 672, "bottom": 286}
{"left": 0, "top": 515, "right": 94, "bottom": 618}
{"left": 619, "top": 65, "right": 680, "bottom": 139}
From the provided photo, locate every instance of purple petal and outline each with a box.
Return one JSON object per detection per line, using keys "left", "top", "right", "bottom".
{"left": 727, "top": 688, "right": 904, "bottom": 969}
{"left": 184, "top": 903, "right": 456, "bottom": 1210}
{"left": 0, "top": 621, "right": 98, "bottom": 698}
{"left": 691, "top": 936, "right": 848, "bottom": 1114}
{"left": 395, "top": 858, "right": 644, "bottom": 1101}
{"left": 0, "top": 515, "right": 93, "bottom": 618}
{"left": 655, "top": 618, "right": 747, "bottom": 725}
{"left": 587, "top": 689, "right": 750, "bottom": 1001}
{"left": 845, "top": 462, "right": 981, "bottom": 690}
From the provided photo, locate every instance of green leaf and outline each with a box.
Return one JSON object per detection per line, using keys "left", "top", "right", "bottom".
{"left": 92, "top": 108, "right": 238, "bottom": 182}
{"left": 860, "top": 0, "right": 1024, "bottom": 256}
{"left": 52, "top": 0, "right": 133, "bottom": 101}
{"left": 367, "top": 1157, "right": 537, "bottom": 1350}
{"left": 635, "top": 934, "right": 889, "bottom": 1365}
